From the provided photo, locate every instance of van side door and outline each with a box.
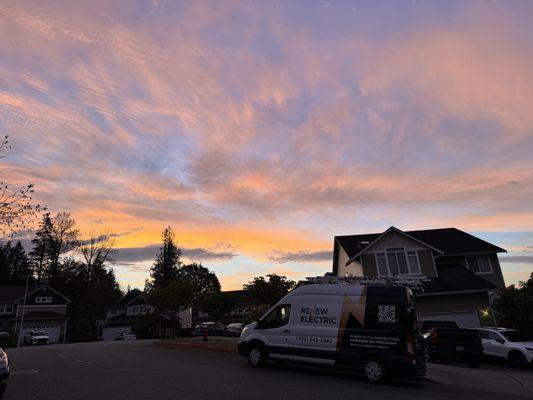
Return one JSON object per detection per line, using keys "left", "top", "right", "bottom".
{"left": 257, "top": 304, "right": 293, "bottom": 357}
{"left": 288, "top": 301, "right": 339, "bottom": 365}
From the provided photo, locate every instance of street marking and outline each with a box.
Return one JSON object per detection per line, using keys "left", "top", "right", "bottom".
{"left": 11, "top": 370, "right": 38, "bottom": 376}
{"left": 56, "top": 354, "right": 93, "bottom": 365}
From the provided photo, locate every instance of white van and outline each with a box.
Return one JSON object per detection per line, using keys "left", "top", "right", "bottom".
{"left": 238, "top": 282, "right": 426, "bottom": 383}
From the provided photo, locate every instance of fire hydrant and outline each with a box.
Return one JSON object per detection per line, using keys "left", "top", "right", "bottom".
{"left": 202, "top": 326, "right": 208, "bottom": 343}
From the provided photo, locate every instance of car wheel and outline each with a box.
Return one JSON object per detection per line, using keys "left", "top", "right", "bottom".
{"left": 362, "top": 357, "right": 387, "bottom": 384}
{"left": 508, "top": 351, "right": 528, "bottom": 369}
{"left": 247, "top": 344, "right": 266, "bottom": 368}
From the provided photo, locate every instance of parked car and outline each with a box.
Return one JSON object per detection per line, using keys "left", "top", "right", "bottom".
{"left": 192, "top": 322, "right": 227, "bottom": 337}
{"left": 226, "top": 323, "right": 244, "bottom": 336}
{"left": 23, "top": 330, "right": 50, "bottom": 346}
{"left": 238, "top": 283, "right": 426, "bottom": 383}
{"left": 113, "top": 331, "right": 137, "bottom": 341}
{"left": 421, "top": 321, "right": 483, "bottom": 368}
{"left": 475, "top": 327, "right": 533, "bottom": 369}
{"left": 0, "top": 335, "right": 9, "bottom": 399}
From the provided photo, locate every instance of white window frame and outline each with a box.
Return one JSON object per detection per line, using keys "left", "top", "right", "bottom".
{"left": 35, "top": 296, "right": 52, "bottom": 304}
{"left": 465, "top": 255, "right": 493, "bottom": 275}
{"left": 374, "top": 247, "right": 422, "bottom": 276}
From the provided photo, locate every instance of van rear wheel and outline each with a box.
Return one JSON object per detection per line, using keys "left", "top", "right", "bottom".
{"left": 248, "top": 345, "right": 266, "bottom": 368}
{"left": 362, "top": 357, "right": 387, "bottom": 384}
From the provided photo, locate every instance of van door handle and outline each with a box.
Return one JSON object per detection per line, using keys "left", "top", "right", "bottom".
{"left": 284, "top": 329, "right": 291, "bottom": 333}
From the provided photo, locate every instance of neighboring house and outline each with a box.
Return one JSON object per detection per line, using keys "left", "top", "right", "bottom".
{"left": 194, "top": 290, "right": 253, "bottom": 324}
{"left": 332, "top": 226, "right": 507, "bottom": 328}
{"left": 0, "top": 284, "right": 69, "bottom": 343}
{"left": 99, "top": 289, "right": 191, "bottom": 340}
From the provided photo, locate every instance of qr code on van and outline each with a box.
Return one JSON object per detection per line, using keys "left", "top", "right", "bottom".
{"left": 378, "top": 305, "right": 396, "bottom": 323}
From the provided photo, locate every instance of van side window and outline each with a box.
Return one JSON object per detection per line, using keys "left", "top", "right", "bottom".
{"left": 262, "top": 304, "right": 291, "bottom": 329}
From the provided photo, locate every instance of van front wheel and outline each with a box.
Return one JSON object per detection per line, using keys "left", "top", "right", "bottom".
{"left": 362, "top": 358, "right": 387, "bottom": 383}
{"left": 248, "top": 345, "right": 266, "bottom": 368}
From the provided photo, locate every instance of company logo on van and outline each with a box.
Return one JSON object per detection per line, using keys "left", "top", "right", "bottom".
{"left": 299, "top": 307, "right": 337, "bottom": 325}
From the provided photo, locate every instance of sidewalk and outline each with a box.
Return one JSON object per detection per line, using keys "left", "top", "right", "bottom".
{"left": 426, "top": 362, "right": 533, "bottom": 397}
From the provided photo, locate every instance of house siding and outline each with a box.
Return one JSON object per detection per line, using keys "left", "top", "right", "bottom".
{"left": 365, "top": 230, "right": 428, "bottom": 253}
{"left": 418, "top": 249, "right": 437, "bottom": 277}
{"left": 361, "top": 254, "right": 377, "bottom": 276}
{"left": 417, "top": 292, "right": 494, "bottom": 327}
{"left": 484, "top": 254, "right": 506, "bottom": 289}
{"left": 337, "top": 245, "right": 363, "bottom": 276}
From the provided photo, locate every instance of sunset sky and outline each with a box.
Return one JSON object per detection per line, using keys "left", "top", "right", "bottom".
{"left": 1, "top": 0, "right": 532, "bottom": 290}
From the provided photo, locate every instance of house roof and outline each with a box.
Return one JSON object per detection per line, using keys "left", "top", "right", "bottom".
{"left": 16, "top": 311, "right": 67, "bottom": 320}
{"left": 336, "top": 227, "right": 506, "bottom": 259}
{"left": 116, "top": 289, "right": 143, "bottom": 307}
{"left": 420, "top": 264, "right": 497, "bottom": 295}
{"left": 222, "top": 290, "right": 253, "bottom": 303}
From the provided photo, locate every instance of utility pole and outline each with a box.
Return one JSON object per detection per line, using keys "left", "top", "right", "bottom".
{"left": 17, "top": 275, "right": 30, "bottom": 347}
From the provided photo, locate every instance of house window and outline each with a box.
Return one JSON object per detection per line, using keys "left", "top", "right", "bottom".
{"left": 0, "top": 304, "right": 13, "bottom": 314}
{"left": 35, "top": 297, "right": 52, "bottom": 303}
{"left": 375, "top": 248, "right": 421, "bottom": 276}
{"left": 466, "top": 255, "right": 492, "bottom": 274}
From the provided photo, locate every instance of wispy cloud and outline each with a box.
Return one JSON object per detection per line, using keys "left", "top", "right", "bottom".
{"left": 1, "top": 1, "right": 532, "bottom": 287}
{"left": 268, "top": 250, "right": 332, "bottom": 263}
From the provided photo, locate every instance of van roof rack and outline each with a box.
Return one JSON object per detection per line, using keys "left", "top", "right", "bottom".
{"left": 304, "top": 275, "right": 429, "bottom": 290}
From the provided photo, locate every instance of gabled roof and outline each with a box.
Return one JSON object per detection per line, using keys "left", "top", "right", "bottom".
{"left": 421, "top": 264, "right": 497, "bottom": 295}
{"left": 336, "top": 227, "right": 506, "bottom": 260}
{"left": 0, "top": 285, "right": 69, "bottom": 303}
{"left": 15, "top": 284, "right": 70, "bottom": 303}
{"left": 116, "top": 289, "right": 143, "bottom": 307}
{"left": 349, "top": 226, "right": 444, "bottom": 263}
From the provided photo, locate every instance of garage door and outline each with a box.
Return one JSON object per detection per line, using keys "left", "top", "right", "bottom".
{"left": 22, "top": 323, "right": 61, "bottom": 342}
{"left": 418, "top": 311, "right": 480, "bottom": 328}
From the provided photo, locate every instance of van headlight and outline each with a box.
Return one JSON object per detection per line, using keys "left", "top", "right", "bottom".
{"left": 0, "top": 351, "right": 8, "bottom": 368}
{"left": 241, "top": 325, "right": 249, "bottom": 335}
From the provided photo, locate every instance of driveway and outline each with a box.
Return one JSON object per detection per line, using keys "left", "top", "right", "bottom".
{"left": 3, "top": 340, "right": 532, "bottom": 400}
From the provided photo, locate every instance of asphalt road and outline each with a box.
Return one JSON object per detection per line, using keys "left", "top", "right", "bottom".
{"left": 3, "top": 340, "right": 531, "bottom": 400}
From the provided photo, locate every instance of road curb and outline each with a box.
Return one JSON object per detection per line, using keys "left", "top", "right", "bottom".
{"left": 154, "top": 341, "right": 238, "bottom": 354}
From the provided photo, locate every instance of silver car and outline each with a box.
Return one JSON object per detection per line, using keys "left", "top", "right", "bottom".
{"left": 226, "top": 323, "right": 244, "bottom": 336}
{"left": 0, "top": 346, "right": 9, "bottom": 398}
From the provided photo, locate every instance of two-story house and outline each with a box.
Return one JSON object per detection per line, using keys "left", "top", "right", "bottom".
{"left": 193, "top": 290, "right": 253, "bottom": 324}
{"left": 332, "top": 226, "right": 507, "bottom": 328}
{"left": 99, "top": 289, "right": 192, "bottom": 340}
{"left": 0, "top": 285, "right": 69, "bottom": 343}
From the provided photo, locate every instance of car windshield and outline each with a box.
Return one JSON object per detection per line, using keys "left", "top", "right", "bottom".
{"left": 32, "top": 330, "right": 46, "bottom": 335}
{"left": 500, "top": 331, "right": 533, "bottom": 342}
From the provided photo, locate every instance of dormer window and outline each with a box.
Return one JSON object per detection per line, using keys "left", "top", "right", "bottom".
{"left": 375, "top": 248, "right": 421, "bottom": 276}
{"left": 35, "top": 296, "right": 52, "bottom": 303}
{"left": 466, "top": 255, "right": 492, "bottom": 274}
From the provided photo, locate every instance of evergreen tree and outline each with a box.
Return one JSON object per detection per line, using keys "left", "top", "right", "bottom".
{"left": 0, "top": 241, "right": 34, "bottom": 285}
{"left": 148, "top": 227, "right": 181, "bottom": 290}
{"left": 30, "top": 212, "right": 53, "bottom": 283}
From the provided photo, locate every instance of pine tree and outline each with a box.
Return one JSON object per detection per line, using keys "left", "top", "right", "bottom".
{"left": 0, "top": 241, "right": 34, "bottom": 285}
{"left": 8, "top": 241, "right": 33, "bottom": 284}
{"left": 30, "top": 212, "right": 53, "bottom": 284}
{"left": 149, "top": 226, "right": 181, "bottom": 290}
